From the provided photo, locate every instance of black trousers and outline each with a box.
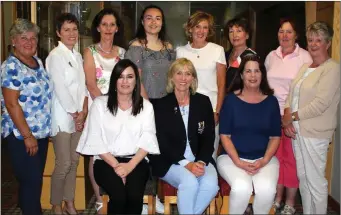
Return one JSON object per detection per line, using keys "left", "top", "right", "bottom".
{"left": 6, "top": 133, "right": 48, "bottom": 215}
{"left": 94, "top": 158, "right": 149, "bottom": 214}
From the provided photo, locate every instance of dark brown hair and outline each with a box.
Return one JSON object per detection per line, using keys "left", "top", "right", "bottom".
{"left": 228, "top": 54, "right": 274, "bottom": 96}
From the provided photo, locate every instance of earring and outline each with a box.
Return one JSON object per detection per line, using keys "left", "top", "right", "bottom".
{"left": 12, "top": 44, "right": 15, "bottom": 47}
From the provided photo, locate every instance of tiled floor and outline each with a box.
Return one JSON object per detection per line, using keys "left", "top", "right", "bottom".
{"left": 1, "top": 142, "right": 338, "bottom": 215}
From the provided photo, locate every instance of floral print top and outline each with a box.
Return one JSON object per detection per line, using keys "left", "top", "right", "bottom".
{"left": 88, "top": 45, "right": 126, "bottom": 94}
{"left": 1, "top": 54, "right": 53, "bottom": 139}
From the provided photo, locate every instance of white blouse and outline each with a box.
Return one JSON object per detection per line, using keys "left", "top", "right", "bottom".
{"left": 76, "top": 96, "right": 160, "bottom": 161}
{"left": 46, "top": 41, "right": 87, "bottom": 136}
{"left": 176, "top": 42, "right": 226, "bottom": 111}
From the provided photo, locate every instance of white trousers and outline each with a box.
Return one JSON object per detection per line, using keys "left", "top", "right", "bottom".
{"left": 217, "top": 155, "right": 279, "bottom": 214}
{"left": 212, "top": 124, "right": 220, "bottom": 161}
{"left": 292, "top": 122, "right": 329, "bottom": 214}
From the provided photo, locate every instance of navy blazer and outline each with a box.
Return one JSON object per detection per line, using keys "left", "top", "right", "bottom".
{"left": 149, "top": 92, "right": 215, "bottom": 177}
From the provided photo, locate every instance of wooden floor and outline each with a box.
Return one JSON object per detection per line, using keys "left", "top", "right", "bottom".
{"left": 1, "top": 142, "right": 339, "bottom": 215}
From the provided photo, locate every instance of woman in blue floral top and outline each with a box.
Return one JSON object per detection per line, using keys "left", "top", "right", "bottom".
{"left": 1, "top": 19, "right": 52, "bottom": 215}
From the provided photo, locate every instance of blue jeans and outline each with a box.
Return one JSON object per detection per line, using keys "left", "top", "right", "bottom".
{"left": 162, "top": 163, "right": 219, "bottom": 214}
{"left": 6, "top": 133, "right": 49, "bottom": 215}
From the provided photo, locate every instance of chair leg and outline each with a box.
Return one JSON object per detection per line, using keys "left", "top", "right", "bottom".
{"left": 164, "top": 196, "right": 171, "bottom": 215}
{"left": 209, "top": 198, "right": 216, "bottom": 215}
{"left": 220, "top": 196, "right": 229, "bottom": 215}
{"left": 147, "top": 195, "right": 155, "bottom": 215}
{"left": 100, "top": 195, "right": 109, "bottom": 215}
{"left": 268, "top": 204, "right": 276, "bottom": 215}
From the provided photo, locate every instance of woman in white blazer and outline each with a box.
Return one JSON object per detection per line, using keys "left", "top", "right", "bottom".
{"left": 46, "top": 13, "right": 88, "bottom": 214}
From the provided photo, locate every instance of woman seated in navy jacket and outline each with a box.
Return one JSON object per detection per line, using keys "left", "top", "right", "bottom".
{"left": 150, "top": 58, "right": 219, "bottom": 214}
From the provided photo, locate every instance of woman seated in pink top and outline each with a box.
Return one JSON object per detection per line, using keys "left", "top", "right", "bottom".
{"left": 265, "top": 18, "right": 312, "bottom": 215}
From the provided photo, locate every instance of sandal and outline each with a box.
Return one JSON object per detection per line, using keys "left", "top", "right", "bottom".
{"left": 95, "top": 202, "right": 103, "bottom": 212}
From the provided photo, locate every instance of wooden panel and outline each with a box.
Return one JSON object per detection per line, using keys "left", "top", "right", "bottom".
{"left": 1, "top": 2, "right": 4, "bottom": 62}
{"left": 332, "top": 2, "right": 340, "bottom": 62}
{"left": 325, "top": 142, "right": 334, "bottom": 193}
{"left": 41, "top": 177, "right": 86, "bottom": 209}
{"left": 317, "top": 2, "right": 334, "bottom": 10}
{"left": 30, "top": 2, "right": 36, "bottom": 23}
{"left": 317, "top": 4, "right": 334, "bottom": 27}
{"left": 305, "top": 2, "right": 317, "bottom": 27}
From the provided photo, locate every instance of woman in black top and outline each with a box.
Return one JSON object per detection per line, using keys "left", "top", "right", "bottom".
{"left": 225, "top": 18, "right": 256, "bottom": 90}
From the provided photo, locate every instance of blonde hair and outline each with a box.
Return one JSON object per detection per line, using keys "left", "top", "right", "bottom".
{"left": 166, "top": 58, "right": 198, "bottom": 94}
{"left": 184, "top": 11, "right": 215, "bottom": 41}
{"left": 306, "top": 21, "right": 333, "bottom": 43}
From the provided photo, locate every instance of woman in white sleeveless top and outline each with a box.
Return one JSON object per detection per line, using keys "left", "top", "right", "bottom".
{"left": 83, "top": 8, "right": 125, "bottom": 212}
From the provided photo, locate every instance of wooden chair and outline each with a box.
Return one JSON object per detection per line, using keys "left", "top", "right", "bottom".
{"left": 218, "top": 176, "right": 276, "bottom": 215}
{"left": 160, "top": 180, "right": 216, "bottom": 214}
{"left": 98, "top": 189, "right": 155, "bottom": 214}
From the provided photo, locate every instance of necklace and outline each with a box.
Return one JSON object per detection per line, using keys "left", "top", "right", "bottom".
{"left": 190, "top": 42, "right": 207, "bottom": 58}
{"left": 98, "top": 43, "right": 113, "bottom": 54}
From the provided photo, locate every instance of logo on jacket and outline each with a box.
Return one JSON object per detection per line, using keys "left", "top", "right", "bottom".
{"left": 198, "top": 121, "right": 205, "bottom": 134}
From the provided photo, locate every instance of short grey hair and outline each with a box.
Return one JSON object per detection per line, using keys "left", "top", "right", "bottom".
{"left": 9, "top": 19, "right": 40, "bottom": 38}
{"left": 306, "top": 21, "right": 333, "bottom": 43}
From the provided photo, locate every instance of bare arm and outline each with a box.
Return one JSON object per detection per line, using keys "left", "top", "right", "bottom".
{"left": 220, "top": 134, "right": 241, "bottom": 165}
{"left": 115, "top": 148, "right": 148, "bottom": 178}
{"left": 139, "top": 68, "right": 149, "bottom": 100}
{"left": 216, "top": 62, "right": 226, "bottom": 113}
{"left": 99, "top": 153, "right": 119, "bottom": 168}
{"left": 263, "top": 137, "right": 280, "bottom": 163}
{"left": 75, "top": 96, "right": 89, "bottom": 131}
{"left": 83, "top": 48, "right": 102, "bottom": 99}
{"left": 252, "top": 137, "right": 280, "bottom": 172}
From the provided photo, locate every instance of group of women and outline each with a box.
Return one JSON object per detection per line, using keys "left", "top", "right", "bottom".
{"left": 1, "top": 4, "right": 339, "bottom": 215}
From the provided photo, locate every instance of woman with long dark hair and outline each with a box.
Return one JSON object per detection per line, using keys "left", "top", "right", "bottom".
{"left": 83, "top": 8, "right": 126, "bottom": 211}
{"left": 125, "top": 5, "right": 175, "bottom": 100}
{"left": 77, "top": 59, "right": 159, "bottom": 214}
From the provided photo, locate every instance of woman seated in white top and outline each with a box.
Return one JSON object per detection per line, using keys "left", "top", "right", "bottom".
{"left": 76, "top": 59, "right": 160, "bottom": 214}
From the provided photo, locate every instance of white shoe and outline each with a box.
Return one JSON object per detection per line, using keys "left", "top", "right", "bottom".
{"left": 155, "top": 195, "right": 165, "bottom": 214}
{"left": 141, "top": 204, "right": 148, "bottom": 214}
{"left": 280, "top": 204, "right": 296, "bottom": 214}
